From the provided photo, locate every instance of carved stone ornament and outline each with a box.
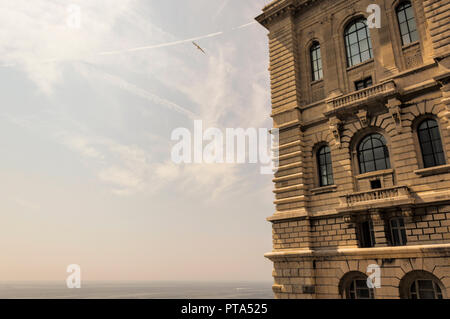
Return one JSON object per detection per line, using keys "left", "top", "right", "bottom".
{"left": 357, "top": 109, "right": 369, "bottom": 128}
{"left": 329, "top": 117, "right": 343, "bottom": 148}
{"left": 387, "top": 98, "right": 402, "bottom": 131}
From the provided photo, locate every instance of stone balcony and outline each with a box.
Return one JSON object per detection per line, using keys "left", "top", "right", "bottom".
{"left": 337, "top": 185, "right": 414, "bottom": 213}
{"left": 325, "top": 79, "right": 398, "bottom": 116}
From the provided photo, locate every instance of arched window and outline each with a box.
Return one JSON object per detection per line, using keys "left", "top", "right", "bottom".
{"left": 418, "top": 119, "right": 445, "bottom": 168}
{"left": 310, "top": 42, "right": 323, "bottom": 81}
{"left": 396, "top": 1, "right": 419, "bottom": 45}
{"left": 358, "top": 133, "right": 391, "bottom": 174}
{"left": 344, "top": 18, "right": 373, "bottom": 67}
{"left": 400, "top": 271, "right": 445, "bottom": 299}
{"left": 340, "top": 272, "right": 375, "bottom": 299}
{"left": 317, "top": 145, "right": 334, "bottom": 186}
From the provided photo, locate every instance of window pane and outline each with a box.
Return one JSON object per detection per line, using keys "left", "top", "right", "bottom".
{"left": 358, "top": 29, "right": 367, "bottom": 40}
{"left": 405, "top": 6, "right": 414, "bottom": 21}
{"left": 403, "top": 34, "right": 411, "bottom": 45}
{"left": 363, "top": 150, "right": 374, "bottom": 162}
{"left": 374, "top": 147, "right": 385, "bottom": 159}
{"left": 418, "top": 129, "right": 430, "bottom": 142}
{"left": 352, "top": 55, "right": 361, "bottom": 66}
{"left": 420, "top": 290, "right": 435, "bottom": 299}
{"left": 392, "top": 229, "right": 400, "bottom": 246}
{"left": 422, "top": 142, "right": 433, "bottom": 155}
{"left": 400, "top": 22, "right": 409, "bottom": 36}
{"left": 360, "top": 40, "right": 368, "bottom": 52}
{"left": 375, "top": 159, "right": 387, "bottom": 170}
{"left": 419, "top": 280, "right": 433, "bottom": 290}
{"left": 432, "top": 140, "right": 443, "bottom": 153}
{"left": 361, "top": 50, "right": 371, "bottom": 62}
{"left": 407, "top": 18, "right": 417, "bottom": 33}
{"left": 398, "top": 10, "right": 406, "bottom": 23}
{"left": 400, "top": 228, "right": 407, "bottom": 245}
{"left": 430, "top": 126, "right": 441, "bottom": 140}
{"left": 423, "top": 154, "right": 435, "bottom": 168}
{"left": 436, "top": 152, "right": 446, "bottom": 166}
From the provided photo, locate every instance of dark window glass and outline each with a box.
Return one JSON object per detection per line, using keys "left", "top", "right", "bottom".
{"left": 370, "top": 179, "right": 382, "bottom": 189}
{"left": 358, "top": 221, "right": 375, "bottom": 248}
{"left": 418, "top": 119, "right": 445, "bottom": 168}
{"left": 410, "top": 280, "right": 443, "bottom": 299}
{"left": 355, "top": 77, "right": 373, "bottom": 90}
{"left": 358, "top": 134, "right": 391, "bottom": 174}
{"left": 390, "top": 217, "right": 407, "bottom": 246}
{"left": 317, "top": 146, "right": 334, "bottom": 187}
{"left": 310, "top": 42, "right": 323, "bottom": 81}
{"left": 345, "top": 19, "right": 373, "bottom": 67}
{"left": 396, "top": 2, "right": 419, "bottom": 45}
{"left": 347, "top": 278, "right": 374, "bottom": 299}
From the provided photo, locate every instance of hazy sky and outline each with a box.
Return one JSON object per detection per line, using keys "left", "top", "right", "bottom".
{"left": 0, "top": 0, "right": 275, "bottom": 281}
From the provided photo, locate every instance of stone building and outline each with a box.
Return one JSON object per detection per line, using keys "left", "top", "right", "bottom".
{"left": 256, "top": 0, "right": 450, "bottom": 299}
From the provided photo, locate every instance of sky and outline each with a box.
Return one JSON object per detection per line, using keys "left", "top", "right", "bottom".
{"left": 0, "top": 0, "right": 275, "bottom": 282}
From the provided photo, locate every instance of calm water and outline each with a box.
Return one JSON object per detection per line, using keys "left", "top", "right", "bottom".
{"left": 0, "top": 281, "right": 274, "bottom": 299}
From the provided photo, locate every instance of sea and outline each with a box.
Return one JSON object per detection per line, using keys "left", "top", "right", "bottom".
{"left": 0, "top": 281, "right": 274, "bottom": 299}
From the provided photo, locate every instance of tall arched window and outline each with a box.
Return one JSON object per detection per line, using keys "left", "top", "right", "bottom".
{"left": 418, "top": 119, "right": 445, "bottom": 168}
{"left": 358, "top": 133, "right": 391, "bottom": 174}
{"left": 396, "top": 1, "right": 419, "bottom": 45}
{"left": 310, "top": 42, "right": 323, "bottom": 81}
{"left": 344, "top": 18, "right": 373, "bottom": 67}
{"left": 317, "top": 145, "right": 334, "bottom": 186}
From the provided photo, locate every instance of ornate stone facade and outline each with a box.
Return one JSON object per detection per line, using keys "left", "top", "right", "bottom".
{"left": 256, "top": 0, "right": 450, "bottom": 299}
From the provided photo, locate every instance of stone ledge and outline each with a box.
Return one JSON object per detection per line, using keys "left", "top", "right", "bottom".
{"left": 265, "top": 243, "right": 450, "bottom": 261}
{"left": 267, "top": 208, "right": 308, "bottom": 222}
{"left": 310, "top": 184, "right": 337, "bottom": 195}
{"left": 414, "top": 164, "right": 450, "bottom": 177}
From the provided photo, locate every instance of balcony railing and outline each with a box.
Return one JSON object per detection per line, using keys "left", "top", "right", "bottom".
{"left": 326, "top": 80, "right": 397, "bottom": 113}
{"left": 338, "top": 185, "right": 414, "bottom": 212}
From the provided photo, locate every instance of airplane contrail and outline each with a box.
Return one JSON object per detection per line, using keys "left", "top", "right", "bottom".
{"left": 98, "top": 31, "right": 223, "bottom": 56}
{"left": 0, "top": 21, "right": 258, "bottom": 68}
{"left": 79, "top": 63, "right": 198, "bottom": 120}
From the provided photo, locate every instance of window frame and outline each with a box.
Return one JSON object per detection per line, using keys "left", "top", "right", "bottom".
{"left": 358, "top": 220, "right": 376, "bottom": 248}
{"left": 389, "top": 217, "right": 407, "bottom": 246}
{"left": 310, "top": 42, "right": 323, "bottom": 82}
{"left": 410, "top": 279, "right": 443, "bottom": 299}
{"left": 417, "top": 119, "right": 446, "bottom": 169}
{"left": 357, "top": 133, "right": 391, "bottom": 174}
{"left": 317, "top": 145, "right": 334, "bottom": 187}
{"left": 355, "top": 77, "right": 373, "bottom": 91}
{"left": 344, "top": 18, "right": 374, "bottom": 67}
{"left": 396, "top": 1, "right": 419, "bottom": 46}
{"left": 342, "top": 274, "right": 375, "bottom": 299}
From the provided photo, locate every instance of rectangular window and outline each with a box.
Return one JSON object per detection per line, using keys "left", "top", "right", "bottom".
{"left": 390, "top": 218, "right": 407, "bottom": 246}
{"left": 370, "top": 179, "right": 382, "bottom": 189}
{"left": 355, "top": 77, "right": 373, "bottom": 90}
{"left": 358, "top": 220, "right": 375, "bottom": 248}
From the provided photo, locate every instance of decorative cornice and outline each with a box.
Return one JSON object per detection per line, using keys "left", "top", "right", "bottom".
{"left": 255, "top": 0, "right": 321, "bottom": 29}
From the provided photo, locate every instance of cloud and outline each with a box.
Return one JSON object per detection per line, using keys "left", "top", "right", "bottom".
{"left": 1, "top": 0, "right": 271, "bottom": 200}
